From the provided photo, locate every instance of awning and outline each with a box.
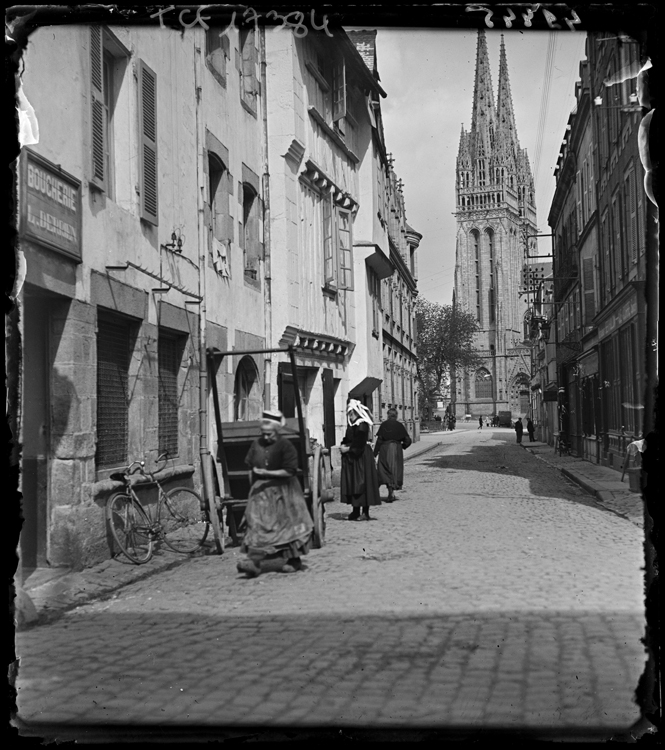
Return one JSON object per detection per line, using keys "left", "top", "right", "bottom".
{"left": 349, "top": 376, "right": 382, "bottom": 397}
{"left": 355, "top": 242, "right": 394, "bottom": 279}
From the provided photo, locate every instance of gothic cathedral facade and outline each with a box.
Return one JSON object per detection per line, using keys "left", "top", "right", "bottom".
{"left": 453, "top": 31, "right": 536, "bottom": 420}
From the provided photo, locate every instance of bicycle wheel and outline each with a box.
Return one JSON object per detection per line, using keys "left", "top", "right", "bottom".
{"left": 106, "top": 493, "right": 154, "bottom": 564}
{"left": 161, "top": 487, "right": 210, "bottom": 553}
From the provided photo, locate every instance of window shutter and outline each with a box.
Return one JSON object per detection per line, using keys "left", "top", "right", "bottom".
{"left": 138, "top": 59, "right": 158, "bottom": 225}
{"left": 246, "top": 215, "right": 261, "bottom": 266}
{"left": 588, "top": 145, "right": 595, "bottom": 212}
{"left": 90, "top": 26, "right": 106, "bottom": 190}
{"left": 582, "top": 257, "right": 595, "bottom": 325}
{"left": 241, "top": 29, "right": 257, "bottom": 97}
{"left": 322, "top": 193, "right": 335, "bottom": 287}
{"left": 337, "top": 209, "right": 353, "bottom": 291}
{"left": 332, "top": 58, "right": 346, "bottom": 123}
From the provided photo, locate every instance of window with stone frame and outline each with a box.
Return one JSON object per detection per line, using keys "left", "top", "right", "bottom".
{"left": 205, "top": 27, "right": 230, "bottom": 87}
{"left": 208, "top": 153, "right": 231, "bottom": 276}
{"left": 242, "top": 182, "right": 260, "bottom": 280}
{"left": 239, "top": 27, "right": 258, "bottom": 113}
{"left": 304, "top": 36, "right": 357, "bottom": 153}
{"left": 475, "top": 368, "right": 493, "bottom": 399}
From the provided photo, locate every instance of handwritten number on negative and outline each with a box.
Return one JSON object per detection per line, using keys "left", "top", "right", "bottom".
{"left": 466, "top": 5, "right": 494, "bottom": 28}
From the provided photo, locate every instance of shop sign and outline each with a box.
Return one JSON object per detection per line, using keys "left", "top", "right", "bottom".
{"left": 597, "top": 296, "right": 637, "bottom": 340}
{"left": 543, "top": 390, "right": 558, "bottom": 402}
{"left": 578, "top": 350, "right": 599, "bottom": 375}
{"left": 21, "top": 150, "right": 81, "bottom": 262}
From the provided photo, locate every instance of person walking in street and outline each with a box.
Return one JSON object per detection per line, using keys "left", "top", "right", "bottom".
{"left": 236, "top": 410, "right": 313, "bottom": 578}
{"left": 340, "top": 400, "right": 381, "bottom": 521}
{"left": 374, "top": 408, "right": 413, "bottom": 502}
{"left": 515, "top": 417, "right": 524, "bottom": 444}
{"left": 478, "top": 416, "right": 483, "bottom": 430}
{"left": 526, "top": 418, "right": 536, "bottom": 442}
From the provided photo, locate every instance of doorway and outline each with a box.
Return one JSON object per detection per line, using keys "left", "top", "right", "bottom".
{"left": 20, "top": 290, "right": 53, "bottom": 571}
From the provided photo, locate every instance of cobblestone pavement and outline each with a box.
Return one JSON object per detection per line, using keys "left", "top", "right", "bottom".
{"left": 14, "top": 429, "right": 647, "bottom": 738}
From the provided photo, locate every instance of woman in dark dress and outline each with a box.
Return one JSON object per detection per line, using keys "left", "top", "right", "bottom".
{"left": 374, "top": 408, "right": 412, "bottom": 502}
{"left": 237, "top": 410, "right": 313, "bottom": 578}
{"left": 340, "top": 400, "right": 381, "bottom": 521}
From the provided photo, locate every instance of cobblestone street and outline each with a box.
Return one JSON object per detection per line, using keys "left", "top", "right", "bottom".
{"left": 15, "top": 428, "right": 647, "bottom": 738}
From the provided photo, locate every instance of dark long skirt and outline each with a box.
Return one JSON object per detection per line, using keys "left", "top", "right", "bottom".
{"left": 241, "top": 476, "right": 313, "bottom": 560}
{"left": 340, "top": 445, "right": 381, "bottom": 507}
{"left": 376, "top": 441, "right": 404, "bottom": 490}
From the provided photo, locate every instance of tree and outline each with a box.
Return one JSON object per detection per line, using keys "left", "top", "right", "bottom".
{"left": 414, "top": 297, "right": 482, "bottom": 417}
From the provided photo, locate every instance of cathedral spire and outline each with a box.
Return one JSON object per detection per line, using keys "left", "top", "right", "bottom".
{"left": 496, "top": 35, "right": 519, "bottom": 157}
{"left": 470, "top": 29, "right": 496, "bottom": 159}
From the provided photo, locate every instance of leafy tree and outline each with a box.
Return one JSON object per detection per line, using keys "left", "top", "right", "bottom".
{"left": 414, "top": 297, "right": 482, "bottom": 416}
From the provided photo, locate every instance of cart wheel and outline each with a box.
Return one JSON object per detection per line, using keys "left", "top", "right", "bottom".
{"left": 310, "top": 445, "right": 326, "bottom": 549}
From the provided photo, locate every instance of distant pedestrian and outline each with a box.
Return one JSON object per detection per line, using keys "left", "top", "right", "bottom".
{"left": 340, "top": 400, "right": 381, "bottom": 521}
{"left": 374, "top": 409, "right": 412, "bottom": 502}
{"left": 478, "top": 416, "right": 483, "bottom": 430}
{"left": 526, "top": 418, "right": 535, "bottom": 442}
{"left": 515, "top": 417, "right": 524, "bottom": 444}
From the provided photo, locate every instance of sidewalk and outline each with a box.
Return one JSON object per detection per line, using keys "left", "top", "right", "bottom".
{"left": 519, "top": 440, "right": 644, "bottom": 528}
{"left": 14, "top": 547, "right": 210, "bottom": 631}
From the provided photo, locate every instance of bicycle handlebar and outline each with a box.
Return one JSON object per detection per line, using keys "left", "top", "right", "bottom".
{"left": 127, "top": 461, "right": 145, "bottom": 476}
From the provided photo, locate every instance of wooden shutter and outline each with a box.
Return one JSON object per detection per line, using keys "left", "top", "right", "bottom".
{"left": 332, "top": 58, "right": 346, "bottom": 123}
{"left": 138, "top": 59, "right": 158, "bottom": 225}
{"left": 241, "top": 29, "right": 257, "bottom": 98}
{"left": 322, "top": 193, "right": 335, "bottom": 287}
{"left": 582, "top": 258, "right": 595, "bottom": 325}
{"left": 90, "top": 26, "right": 106, "bottom": 190}
{"left": 337, "top": 209, "right": 353, "bottom": 291}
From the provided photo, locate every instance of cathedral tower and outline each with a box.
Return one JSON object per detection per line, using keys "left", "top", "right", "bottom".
{"left": 453, "top": 31, "right": 537, "bottom": 419}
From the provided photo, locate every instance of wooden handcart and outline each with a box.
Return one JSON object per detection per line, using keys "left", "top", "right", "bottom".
{"left": 203, "top": 346, "right": 334, "bottom": 553}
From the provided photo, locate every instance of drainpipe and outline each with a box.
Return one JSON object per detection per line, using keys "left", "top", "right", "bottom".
{"left": 194, "top": 40, "right": 217, "bottom": 539}
{"left": 259, "top": 26, "right": 273, "bottom": 408}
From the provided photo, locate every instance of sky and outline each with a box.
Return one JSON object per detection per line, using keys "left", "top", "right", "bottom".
{"left": 362, "top": 28, "right": 588, "bottom": 306}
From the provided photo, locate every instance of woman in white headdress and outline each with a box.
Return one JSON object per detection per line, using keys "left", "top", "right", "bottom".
{"left": 236, "top": 410, "right": 313, "bottom": 578}
{"left": 339, "top": 399, "right": 381, "bottom": 520}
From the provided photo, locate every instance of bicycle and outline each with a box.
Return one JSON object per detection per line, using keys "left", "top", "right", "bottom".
{"left": 106, "top": 453, "right": 210, "bottom": 564}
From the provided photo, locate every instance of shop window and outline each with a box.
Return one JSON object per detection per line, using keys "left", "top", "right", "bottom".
{"left": 96, "top": 312, "right": 135, "bottom": 467}
{"left": 158, "top": 330, "right": 185, "bottom": 457}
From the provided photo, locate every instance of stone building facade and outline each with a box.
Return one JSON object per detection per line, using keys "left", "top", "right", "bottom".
{"left": 548, "top": 33, "right": 648, "bottom": 468}
{"left": 452, "top": 31, "right": 535, "bottom": 421}
{"left": 14, "top": 20, "right": 420, "bottom": 572}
